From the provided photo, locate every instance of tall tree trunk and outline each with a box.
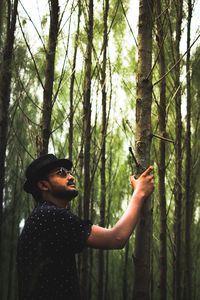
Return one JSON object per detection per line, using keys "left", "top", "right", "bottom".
{"left": 0, "top": 0, "right": 6, "bottom": 46}
{"left": 83, "top": 0, "right": 93, "bottom": 225}
{"left": 39, "top": 0, "right": 59, "bottom": 156}
{"left": 123, "top": 241, "right": 129, "bottom": 300}
{"left": 98, "top": 1, "right": 109, "bottom": 299}
{"left": 173, "top": 1, "right": 183, "bottom": 299}
{"left": 104, "top": 145, "right": 113, "bottom": 300}
{"left": 7, "top": 158, "right": 20, "bottom": 300}
{"left": 156, "top": 1, "right": 167, "bottom": 299}
{"left": 82, "top": 0, "right": 93, "bottom": 298}
{"left": 183, "top": 0, "right": 192, "bottom": 299}
{"left": 77, "top": 145, "right": 84, "bottom": 279}
{"left": 88, "top": 183, "right": 95, "bottom": 300}
{"left": 0, "top": 0, "right": 18, "bottom": 290}
{"left": 133, "top": 0, "right": 154, "bottom": 299}
{"left": 69, "top": 0, "right": 81, "bottom": 161}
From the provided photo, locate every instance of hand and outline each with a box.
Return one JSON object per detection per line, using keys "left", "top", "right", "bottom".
{"left": 130, "top": 166, "right": 154, "bottom": 198}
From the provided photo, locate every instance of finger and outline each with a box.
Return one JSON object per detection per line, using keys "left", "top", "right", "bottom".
{"left": 130, "top": 175, "right": 136, "bottom": 182}
{"left": 130, "top": 175, "right": 137, "bottom": 186}
{"left": 149, "top": 174, "right": 154, "bottom": 180}
{"left": 143, "top": 166, "right": 153, "bottom": 176}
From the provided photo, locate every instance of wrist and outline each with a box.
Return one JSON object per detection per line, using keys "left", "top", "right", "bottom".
{"left": 133, "top": 189, "right": 146, "bottom": 201}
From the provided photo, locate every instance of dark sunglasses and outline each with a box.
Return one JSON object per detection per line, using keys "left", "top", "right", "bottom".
{"left": 55, "top": 167, "right": 73, "bottom": 178}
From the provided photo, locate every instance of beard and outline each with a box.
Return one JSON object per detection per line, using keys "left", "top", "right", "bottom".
{"left": 51, "top": 186, "right": 78, "bottom": 201}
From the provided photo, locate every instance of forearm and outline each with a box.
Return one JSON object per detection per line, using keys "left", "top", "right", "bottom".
{"left": 86, "top": 167, "right": 154, "bottom": 250}
{"left": 111, "top": 190, "right": 145, "bottom": 248}
{"left": 87, "top": 191, "right": 146, "bottom": 250}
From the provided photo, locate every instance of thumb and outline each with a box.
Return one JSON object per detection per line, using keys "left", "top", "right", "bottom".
{"left": 130, "top": 175, "right": 137, "bottom": 186}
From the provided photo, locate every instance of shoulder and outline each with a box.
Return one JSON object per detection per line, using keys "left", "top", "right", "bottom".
{"left": 29, "top": 201, "right": 82, "bottom": 226}
{"left": 31, "top": 201, "right": 66, "bottom": 217}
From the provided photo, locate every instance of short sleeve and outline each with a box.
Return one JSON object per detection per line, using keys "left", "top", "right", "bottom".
{"left": 39, "top": 204, "right": 92, "bottom": 254}
{"left": 56, "top": 208, "right": 92, "bottom": 253}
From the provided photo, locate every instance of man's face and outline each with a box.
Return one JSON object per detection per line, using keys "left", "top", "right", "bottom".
{"left": 45, "top": 167, "right": 78, "bottom": 200}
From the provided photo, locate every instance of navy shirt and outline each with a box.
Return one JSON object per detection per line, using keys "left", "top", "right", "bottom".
{"left": 17, "top": 201, "right": 92, "bottom": 300}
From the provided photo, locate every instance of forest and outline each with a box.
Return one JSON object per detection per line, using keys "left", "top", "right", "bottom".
{"left": 1, "top": 0, "right": 200, "bottom": 299}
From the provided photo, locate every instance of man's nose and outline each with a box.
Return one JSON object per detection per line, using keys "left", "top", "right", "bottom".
{"left": 68, "top": 173, "right": 75, "bottom": 180}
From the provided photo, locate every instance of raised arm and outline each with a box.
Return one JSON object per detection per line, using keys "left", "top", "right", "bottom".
{"left": 86, "top": 166, "right": 154, "bottom": 249}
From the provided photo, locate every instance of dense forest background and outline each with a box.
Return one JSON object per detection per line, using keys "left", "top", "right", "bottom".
{"left": 1, "top": 0, "right": 200, "bottom": 299}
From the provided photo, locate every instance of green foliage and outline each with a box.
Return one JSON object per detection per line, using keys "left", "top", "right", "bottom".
{"left": 2, "top": 1, "right": 200, "bottom": 299}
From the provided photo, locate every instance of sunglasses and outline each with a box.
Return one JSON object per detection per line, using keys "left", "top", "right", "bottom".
{"left": 54, "top": 167, "right": 73, "bottom": 178}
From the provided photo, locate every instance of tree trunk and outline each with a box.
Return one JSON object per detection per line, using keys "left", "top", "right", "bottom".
{"left": 88, "top": 184, "right": 95, "bottom": 300}
{"left": 69, "top": 0, "right": 81, "bottom": 161}
{"left": 7, "top": 158, "right": 20, "bottom": 300}
{"left": 173, "top": 1, "right": 183, "bottom": 299}
{"left": 133, "top": 0, "right": 154, "bottom": 299}
{"left": 98, "top": 1, "right": 109, "bottom": 299}
{"left": 82, "top": 0, "right": 93, "bottom": 298}
{"left": 155, "top": 1, "right": 167, "bottom": 299}
{"left": 39, "top": 0, "right": 59, "bottom": 156}
{"left": 104, "top": 145, "right": 113, "bottom": 300}
{"left": 77, "top": 144, "right": 84, "bottom": 283}
{"left": 0, "top": 0, "right": 6, "bottom": 46}
{"left": 123, "top": 241, "right": 129, "bottom": 300}
{"left": 0, "top": 0, "right": 18, "bottom": 288}
{"left": 83, "top": 0, "right": 93, "bottom": 223}
{"left": 183, "top": 0, "right": 192, "bottom": 299}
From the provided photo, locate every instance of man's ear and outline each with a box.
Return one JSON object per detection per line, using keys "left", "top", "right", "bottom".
{"left": 37, "top": 180, "right": 49, "bottom": 191}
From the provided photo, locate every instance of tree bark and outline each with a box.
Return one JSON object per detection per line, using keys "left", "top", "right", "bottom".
{"left": 155, "top": 1, "right": 167, "bottom": 299}
{"left": 39, "top": 0, "right": 59, "bottom": 156}
{"left": 0, "top": 0, "right": 6, "bottom": 46}
{"left": 133, "top": 0, "right": 154, "bottom": 299}
{"left": 173, "top": 1, "right": 183, "bottom": 299}
{"left": 77, "top": 144, "right": 84, "bottom": 285}
{"left": 0, "top": 0, "right": 18, "bottom": 287}
{"left": 104, "top": 146, "right": 113, "bottom": 300}
{"left": 83, "top": 0, "right": 93, "bottom": 222}
{"left": 183, "top": 0, "right": 192, "bottom": 299}
{"left": 123, "top": 241, "right": 129, "bottom": 300}
{"left": 69, "top": 0, "right": 81, "bottom": 161}
{"left": 7, "top": 158, "right": 20, "bottom": 300}
{"left": 82, "top": 0, "right": 93, "bottom": 298}
{"left": 98, "top": 1, "right": 109, "bottom": 299}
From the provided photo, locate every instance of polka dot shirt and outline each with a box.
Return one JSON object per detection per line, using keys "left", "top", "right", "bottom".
{"left": 17, "top": 200, "right": 92, "bottom": 300}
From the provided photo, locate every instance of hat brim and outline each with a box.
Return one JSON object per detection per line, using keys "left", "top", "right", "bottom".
{"left": 24, "top": 158, "right": 73, "bottom": 193}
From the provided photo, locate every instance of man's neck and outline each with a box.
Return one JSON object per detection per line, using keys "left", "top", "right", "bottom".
{"left": 42, "top": 193, "right": 69, "bottom": 208}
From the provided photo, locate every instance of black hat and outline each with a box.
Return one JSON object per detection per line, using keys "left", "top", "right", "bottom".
{"left": 24, "top": 154, "right": 73, "bottom": 194}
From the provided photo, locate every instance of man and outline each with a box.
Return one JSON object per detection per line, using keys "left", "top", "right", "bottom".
{"left": 17, "top": 154, "right": 154, "bottom": 299}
